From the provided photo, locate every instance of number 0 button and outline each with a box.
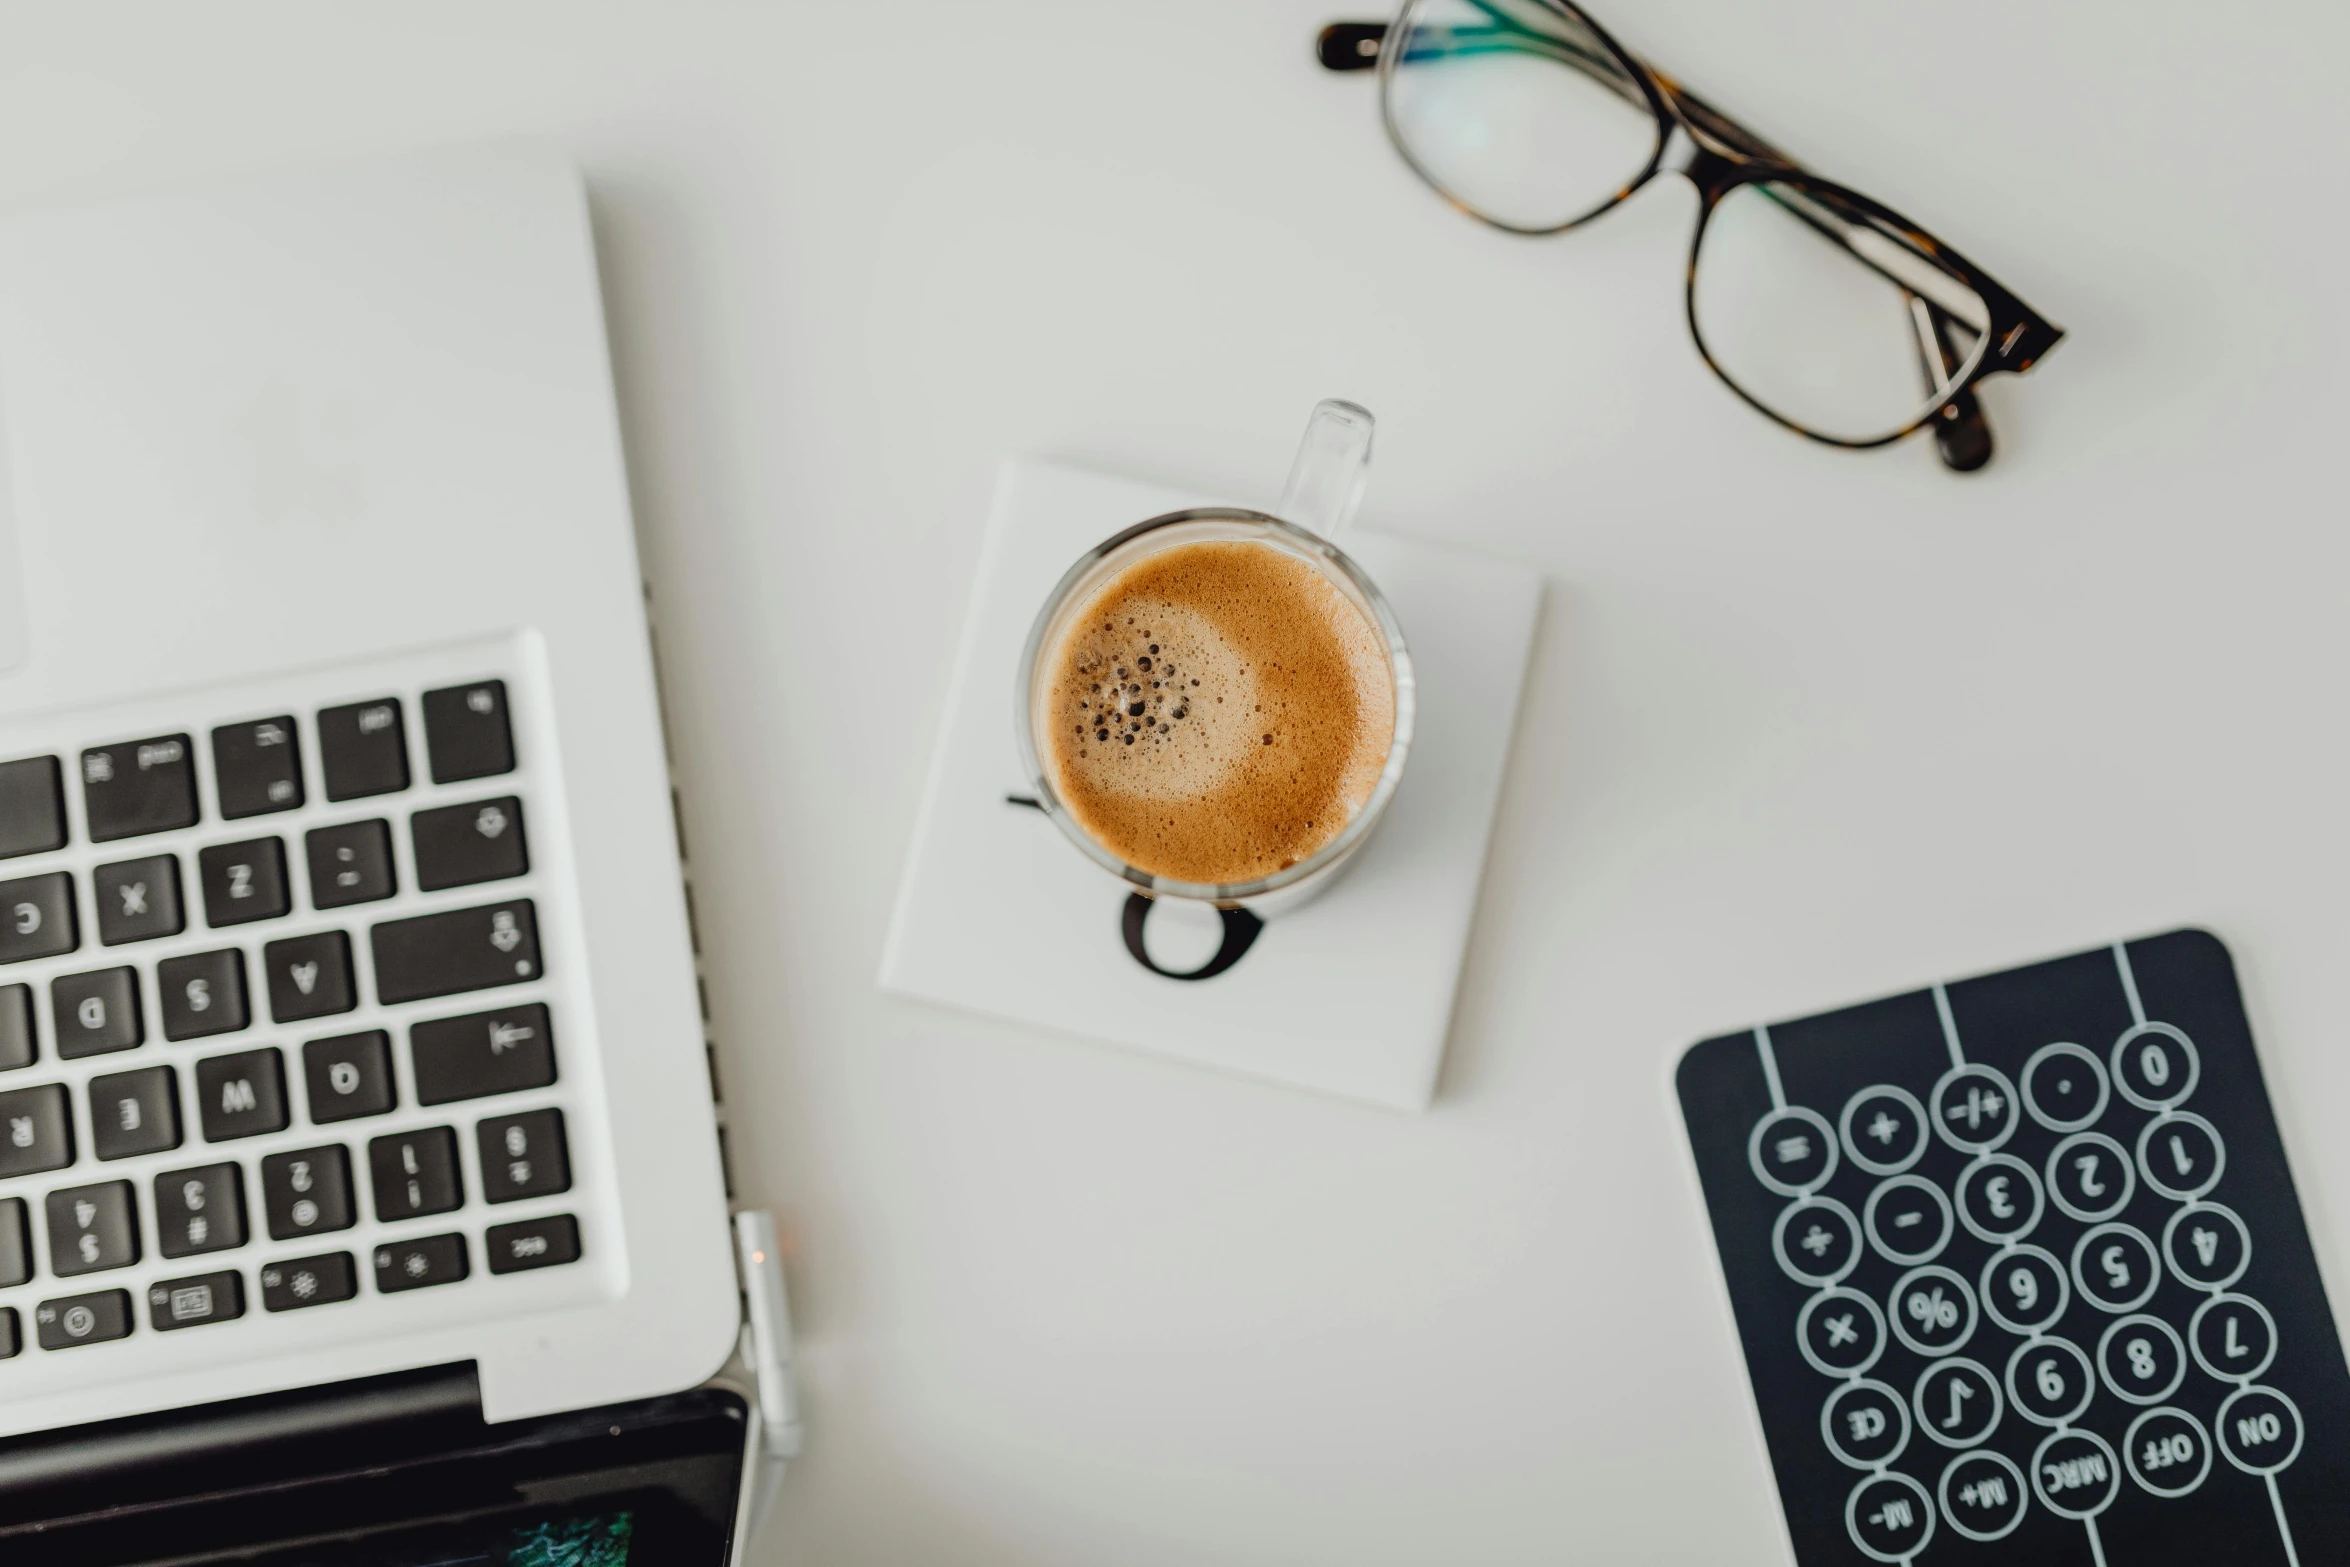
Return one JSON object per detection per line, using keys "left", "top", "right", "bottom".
{"left": 2072, "top": 1223, "right": 2160, "bottom": 1314}
{"left": 2112, "top": 1021, "right": 2198, "bottom": 1110}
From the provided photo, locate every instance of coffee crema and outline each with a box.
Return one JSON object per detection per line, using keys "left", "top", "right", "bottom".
{"left": 1040, "top": 538, "right": 1396, "bottom": 885}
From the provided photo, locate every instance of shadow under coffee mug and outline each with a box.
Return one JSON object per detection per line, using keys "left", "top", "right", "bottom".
{"left": 1014, "top": 400, "right": 1416, "bottom": 979}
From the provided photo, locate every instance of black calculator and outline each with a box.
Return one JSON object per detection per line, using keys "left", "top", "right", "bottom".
{"left": 1677, "top": 931, "right": 2349, "bottom": 1565}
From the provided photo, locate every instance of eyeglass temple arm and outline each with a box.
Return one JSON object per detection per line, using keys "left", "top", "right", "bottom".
{"left": 1318, "top": 16, "right": 1644, "bottom": 112}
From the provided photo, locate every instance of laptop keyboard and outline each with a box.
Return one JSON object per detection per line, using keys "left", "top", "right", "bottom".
{"left": 0, "top": 660, "right": 596, "bottom": 1362}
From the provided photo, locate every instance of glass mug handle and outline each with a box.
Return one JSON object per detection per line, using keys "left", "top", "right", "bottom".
{"left": 1278, "top": 399, "right": 1375, "bottom": 541}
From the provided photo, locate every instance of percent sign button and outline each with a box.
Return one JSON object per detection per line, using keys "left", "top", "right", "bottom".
{"left": 1891, "top": 1265, "right": 1978, "bottom": 1357}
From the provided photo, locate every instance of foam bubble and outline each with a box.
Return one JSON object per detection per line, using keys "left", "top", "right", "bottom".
{"left": 1042, "top": 539, "right": 1395, "bottom": 883}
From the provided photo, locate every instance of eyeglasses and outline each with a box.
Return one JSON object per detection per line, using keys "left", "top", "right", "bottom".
{"left": 1318, "top": 2, "right": 2064, "bottom": 472}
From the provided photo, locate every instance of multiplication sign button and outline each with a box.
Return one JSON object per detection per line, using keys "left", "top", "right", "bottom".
{"left": 1797, "top": 1287, "right": 1886, "bottom": 1378}
{"left": 1746, "top": 1105, "right": 1835, "bottom": 1195}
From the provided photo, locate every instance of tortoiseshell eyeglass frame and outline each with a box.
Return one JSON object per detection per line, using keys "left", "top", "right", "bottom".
{"left": 1318, "top": 5, "right": 2064, "bottom": 472}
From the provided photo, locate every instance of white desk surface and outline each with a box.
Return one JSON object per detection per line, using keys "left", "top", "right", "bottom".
{"left": 5, "top": 2, "right": 2346, "bottom": 1560}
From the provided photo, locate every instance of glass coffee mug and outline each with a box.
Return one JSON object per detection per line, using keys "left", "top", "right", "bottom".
{"left": 1014, "top": 400, "right": 1416, "bottom": 979}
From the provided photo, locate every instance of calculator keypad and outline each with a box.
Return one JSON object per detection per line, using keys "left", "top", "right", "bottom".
{"left": 0, "top": 655, "right": 591, "bottom": 1369}
{"left": 1680, "top": 932, "right": 2350, "bottom": 1564}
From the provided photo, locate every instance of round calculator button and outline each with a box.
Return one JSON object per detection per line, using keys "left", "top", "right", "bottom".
{"left": 2008, "top": 1337, "right": 2095, "bottom": 1427}
{"left": 2136, "top": 1111, "right": 2225, "bottom": 1202}
{"left": 1888, "top": 1264, "right": 1977, "bottom": 1358}
{"left": 1840, "top": 1084, "right": 1929, "bottom": 1176}
{"left": 1938, "top": 1448, "right": 2028, "bottom": 1542}
{"left": 2047, "top": 1131, "right": 2136, "bottom": 1223}
{"left": 1954, "top": 1154, "right": 2044, "bottom": 1245}
{"left": 1930, "top": 1063, "right": 2018, "bottom": 1154}
{"left": 1797, "top": 1287, "right": 1888, "bottom": 1378}
{"left": 1822, "top": 1378, "right": 1911, "bottom": 1468}
{"left": 1912, "top": 1356, "right": 2003, "bottom": 1448}
{"left": 2112, "top": 1020, "right": 2200, "bottom": 1111}
{"left": 2216, "top": 1385, "right": 2304, "bottom": 1475}
{"left": 2022, "top": 1041, "right": 2109, "bottom": 1133}
{"left": 1863, "top": 1174, "right": 1953, "bottom": 1266}
{"left": 2030, "top": 1428, "right": 2121, "bottom": 1519}
{"left": 2097, "top": 1313, "right": 2186, "bottom": 1405}
{"left": 1773, "top": 1196, "right": 1862, "bottom": 1286}
{"left": 2162, "top": 1202, "right": 2251, "bottom": 1292}
{"left": 1747, "top": 1105, "right": 1837, "bottom": 1195}
{"left": 1844, "top": 1471, "right": 1935, "bottom": 1564}
{"left": 2124, "top": 1406, "right": 2213, "bottom": 1498}
{"left": 2072, "top": 1222, "right": 2161, "bottom": 1314}
{"left": 2190, "top": 1292, "right": 2279, "bottom": 1384}
{"left": 1981, "top": 1244, "right": 2070, "bottom": 1335}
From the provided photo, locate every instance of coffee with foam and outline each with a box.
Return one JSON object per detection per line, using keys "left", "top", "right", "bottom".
{"left": 1041, "top": 538, "right": 1397, "bottom": 885}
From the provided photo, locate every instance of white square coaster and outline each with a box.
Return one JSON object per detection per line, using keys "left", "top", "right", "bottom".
{"left": 879, "top": 459, "right": 1542, "bottom": 1110}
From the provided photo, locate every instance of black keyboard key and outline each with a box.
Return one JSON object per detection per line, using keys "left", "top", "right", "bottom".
{"left": 423, "top": 681, "right": 515, "bottom": 783}
{"left": 302, "top": 1030, "right": 394, "bottom": 1123}
{"left": 0, "top": 1198, "right": 26, "bottom": 1286}
{"left": 0, "top": 1309, "right": 16, "bottom": 1358}
{"left": 0, "top": 984, "right": 32, "bottom": 1070}
{"left": 88, "top": 1065, "right": 181, "bottom": 1160}
{"left": 411, "top": 1003, "right": 555, "bottom": 1106}
{"left": 158, "top": 948, "right": 249, "bottom": 1041}
{"left": 51, "top": 967, "right": 140, "bottom": 1058}
{"left": 412, "top": 797, "right": 528, "bottom": 892}
{"left": 478, "top": 1108, "right": 570, "bottom": 1203}
{"left": 198, "top": 837, "right": 290, "bottom": 927}
{"left": 261, "top": 1145, "right": 354, "bottom": 1240}
{"left": 369, "top": 1126, "right": 462, "bottom": 1221}
{"left": 0, "top": 757, "right": 65, "bottom": 859}
{"left": 0, "top": 1084, "right": 71, "bottom": 1176}
{"left": 487, "top": 1214, "right": 581, "bottom": 1274}
{"left": 196, "top": 1047, "right": 289, "bottom": 1141}
{"left": 154, "top": 1162, "right": 247, "bottom": 1257}
{"left": 260, "top": 1251, "right": 356, "bottom": 1311}
{"left": 148, "top": 1270, "right": 244, "bottom": 1331}
{"left": 93, "top": 854, "right": 183, "bottom": 947}
{"left": 35, "top": 1289, "right": 131, "bottom": 1347}
{"left": 374, "top": 1232, "right": 468, "bottom": 1292}
{"left": 47, "top": 1181, "right": 138, "bottom": 1276}
{"left": 261, "top": 931, "right": 355, "bottom": 1023}
{"left": 306, "top": 819, "right": 395, "bottom": 909}
{"left": 318, "top": 699, "right": 409, "bottom": 801}
{"left": 371, "top": 900, "right": 540, "bottom": 1006}
{"left": 81, "top": 736, "right": 198, "bottom": 841}
{"left": 0, "top": 873, "right": 76, "bottom": 964}
{"left": 210, "top": 717, "right": 304, "bottom": 819}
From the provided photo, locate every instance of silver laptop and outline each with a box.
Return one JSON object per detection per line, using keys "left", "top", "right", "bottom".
{"left": 0, "top": 141, "right": 791, "bottom": 1564}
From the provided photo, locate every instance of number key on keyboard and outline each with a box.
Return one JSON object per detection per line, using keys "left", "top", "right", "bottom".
{"left": 47, "top": 1180, "right": 139, "bottom": 1276}
{"left": 198, "top": 838, "right": 291, "bottom": 927}
{"left": 412, "top": 797, "right": 528, "bottom": 892}
{"left": 82, "top": 736, "right": 198, "bottom": 842}
{"left": 148, "top": 1270, "right": 244, "bottom": 1331}
{"left": 422, "top": 681, "right": 515, "bottom": 783}
{"left": 305, "top": 820, "right": 396, "bottom": 909}
{"left": 89, "top": 1066, "right": 181, "bottom": 1160}
{"left": 0, "top": 1085, "right": 71, "bottom": 1176}
{"left": 154, "top": 1162, "right": 248, "bottom": 1258}
{"left": 478, "top": 1108, "right": 569, "bottom": 1202}
{"left": 51, "top": 966, "right": 141, "bottom": 1057}
{"left": 411, "top": 1003, "right": 554, "bottom": 1105}
{"left": 374, "top": 1232, "right": 468, "bottom": 1292}
{"left": 210, "top": 718, "right": 304, "bottom": 819}
{"left": 261, "top": 1145, "right": 355, "bottom": 1240}
{"left": 261, "top": 932, "right": 356, "bottom": 1023}
{"left": 371, "top": 900, "right": 540, "bottom": 1005}
{"left": 317, "top": 700, "right": 410, "bottom": 801}
{"left": 369, "top": 1127, "right": 462, "bottom": 1221}
{"left": 0, "top": 757, "right": 65, "bottom": 860}
{"left": 0, "top": 873, "right": 77, "bottom": 965}
{"left": 93, "top": 855, "right": 184, "bottom": 945}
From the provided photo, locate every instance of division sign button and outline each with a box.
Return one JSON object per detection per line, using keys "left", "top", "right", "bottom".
{"left": 1772, "top": 1195, "right": 1862, "bottom": 1287}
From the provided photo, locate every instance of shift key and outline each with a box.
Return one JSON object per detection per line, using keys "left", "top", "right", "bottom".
{"left": 370, "top": 899, "right": 540, "bottom": 1006}
{"left": 411, "top": 1003, "right": 556, "bottom": 1105}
